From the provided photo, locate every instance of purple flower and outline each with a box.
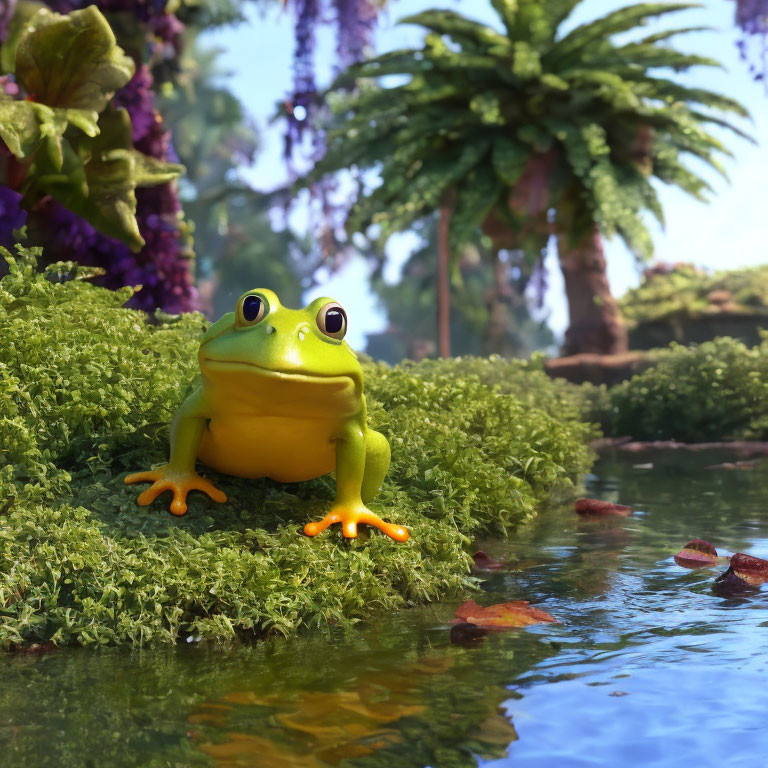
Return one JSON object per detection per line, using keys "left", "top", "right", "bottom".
{"left": 331, "top": 0, "right": 377, "bottom": 68}
{"left": 734, "top": 0, "right": 768, "bottom": 81}
{"left": 112, "top": 66, "right": 156, "bottom": 143}
{"left": 0, "top": 184, "right": 27, "bottom": 248}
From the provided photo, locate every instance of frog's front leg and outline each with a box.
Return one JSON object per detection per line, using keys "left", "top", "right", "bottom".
{"left": 304, "top": 425, "right": 408, "bottom": 542}
{"left": 125, "top": 388, "right": 226, "bottom": 516}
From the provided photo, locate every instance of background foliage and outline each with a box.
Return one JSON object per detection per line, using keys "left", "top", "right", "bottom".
{"left": 619, "top": 262, "right": 768, "bottom": 326}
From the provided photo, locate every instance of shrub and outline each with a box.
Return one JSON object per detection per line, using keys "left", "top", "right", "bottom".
{"left": 0, "top": 246, "right": 595, "bottom": 647}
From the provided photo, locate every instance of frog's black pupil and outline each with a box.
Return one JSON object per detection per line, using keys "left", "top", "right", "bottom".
{"left": 326, "top": 308, "right": 345, "bottom": 334}
{"left": 243, "top": 295, "right": 262, "bottom": 322}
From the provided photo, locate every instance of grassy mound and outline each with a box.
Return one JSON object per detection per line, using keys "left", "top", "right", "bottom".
{"left": 592, "top": 337, "right": 768, "bottom": 442}
{"left": 0, "top": 247, "right": 595, "bottom": 648}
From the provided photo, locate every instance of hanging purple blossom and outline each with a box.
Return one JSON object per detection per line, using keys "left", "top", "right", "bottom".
{"left": 33, "top": 195, "right": 196, "bottom": 314}
{"left": 112, "top": 65, "right": 156, "bottom": 143}
{"left": 734, "top": 0, "right": 768, "bottom": 81}
{"left": 0, "top": 184, "right": 27, "bottom": 249}
{"left": 332, "top": 0, "right": 378, "bottom": 68}
{"left": 283, "top": 0, "right": 382, "bottom": 168}
{"left": 283, "top": 0, "right": 320, "bottom": 166}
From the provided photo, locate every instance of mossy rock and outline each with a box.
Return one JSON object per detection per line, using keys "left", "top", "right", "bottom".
{"left": 0, "top": 246, "right": 595, "bottom": 648}
{"left": 620, "top": 263, "right": 768, "bottom": 350}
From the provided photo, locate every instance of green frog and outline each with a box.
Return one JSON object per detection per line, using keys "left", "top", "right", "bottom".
{"left": 125, "top": 289, "right": 409, "bottom": 542}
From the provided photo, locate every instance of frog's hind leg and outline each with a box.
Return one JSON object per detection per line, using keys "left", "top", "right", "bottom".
{"left": 361, "top": 429, "right": 391, "bottom": 504}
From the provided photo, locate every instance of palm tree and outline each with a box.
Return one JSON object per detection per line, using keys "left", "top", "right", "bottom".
{"left": 305, "top": 0, "right": 749, "bottom": 356}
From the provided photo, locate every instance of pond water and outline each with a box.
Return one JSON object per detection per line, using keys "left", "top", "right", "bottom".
{"left": 3, "top": 451, "right": 768, "bottom": 767}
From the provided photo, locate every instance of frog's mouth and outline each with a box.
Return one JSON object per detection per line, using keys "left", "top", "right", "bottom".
{"left": 202, "top": 357, "right": 357, "bottom": 385}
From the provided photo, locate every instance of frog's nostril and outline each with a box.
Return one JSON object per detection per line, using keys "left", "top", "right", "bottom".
{"left": 264, "top": 324, "right": 276, "bottom": 335}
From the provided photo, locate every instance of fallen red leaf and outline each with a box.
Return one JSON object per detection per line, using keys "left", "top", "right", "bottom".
{"left": 727, "top": 553, "right": 768, "bottom": 586}
{"left": 574, "top": 498, "right": 632, "bottom": 517}
{"left": 472, "top": 551, "right": 505, "bottom": 571}
{"left": 674, "top": 539, "right": 719, "bottom": 568}
{"left": 451, "top": 600, "right": 557, "bottom": 630}
{"left": 714, "top": 553, "right": 768, "bottom": 595}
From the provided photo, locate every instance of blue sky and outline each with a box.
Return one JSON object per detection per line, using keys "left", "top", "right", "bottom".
{"left": 203, "top": 0, "right": 767, "bottom": 350}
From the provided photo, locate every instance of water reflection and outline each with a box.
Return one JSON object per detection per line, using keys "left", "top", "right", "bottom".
{"left": 2, "top": 451, "right": 768, "bottom": 766}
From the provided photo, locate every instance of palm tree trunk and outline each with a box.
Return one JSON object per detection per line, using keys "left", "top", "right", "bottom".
{"left": 437, "top": 195, "right": 452, "bottom": 358}
{"left": 559, "top": 226, "right": 628, "bottom": 356}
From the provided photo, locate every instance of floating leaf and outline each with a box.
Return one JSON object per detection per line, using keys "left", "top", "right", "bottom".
{"left": 674, "top": 538, "right": 720, "bottom": 568}
{"left": 704, "top": 460, "right": 758, "bottom": 471}
{"left": 473, "top": 551, "right": 505, "bottom": 571}
{"left": 574, "top": 498, "right": 632, "bottom": 517}
{"left": 715, "top": 552, "right": 768, "bottom": 595}
{"left": 452, "top": 599, "right": 557, "bottom": 629}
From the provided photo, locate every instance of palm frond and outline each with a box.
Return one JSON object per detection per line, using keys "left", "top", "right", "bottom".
{"left": 398, "top": 9, "right": 512, "bottom": 51}
{"left": 549, "top": 3, "right": 699, "bottom": 61}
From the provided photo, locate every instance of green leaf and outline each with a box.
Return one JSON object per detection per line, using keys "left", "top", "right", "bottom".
{"left": 549, "top": 3, "right": 700, "bottom": 62}
{"left": 33, "top": 109, "right": 184, "bottom": 252}
{"left": 450, "top": 165, "right": 503, "bottom": 248}
{"left": 0, "top": 0, "right": 46, "bottom": 74}
{"left": 0, "top": 96, "right": 98, "bottom": 169}
{"left": 0, "top": 97, "right": 46, "bottom": 159}
{"left": 15, "top": 5, "right": 134, "bottom": 111}
{"left": 492, "top": 138, "right": 528, "bottom": 186}
{"left": 398, "top": 9, "right": 512, "bottom": 51}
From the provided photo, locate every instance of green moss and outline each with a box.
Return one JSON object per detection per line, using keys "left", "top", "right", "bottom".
{"left": 0, "top": 246, "right": 595, "bottom": 648}
{"left": 593, "top": 336, "right": 768, "bottom": 442}
{"left": 619, "top": 263, "right": 768, "bottom": 327}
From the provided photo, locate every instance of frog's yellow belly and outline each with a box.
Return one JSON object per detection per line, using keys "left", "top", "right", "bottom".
{"left": 197, "top": 414, "right": 337, "bottom": 482}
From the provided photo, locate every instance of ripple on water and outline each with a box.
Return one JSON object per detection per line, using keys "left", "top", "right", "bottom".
{"left": 2, "top": 452, "right": 768, "bottom": 766}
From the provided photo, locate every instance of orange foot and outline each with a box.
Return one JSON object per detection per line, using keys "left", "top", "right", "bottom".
{"left": 304, "top": 504, "right": 409, "bottom": 542}
{"left": 124, "top": 465, "right": 227, "bottom": 516}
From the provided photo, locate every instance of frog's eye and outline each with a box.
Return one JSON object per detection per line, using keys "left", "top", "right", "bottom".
{"left": 238, "top": 293, "right": 268, "bottom": 325}
{"left": 317, "top": 302, "right": 347, "bottom": 340}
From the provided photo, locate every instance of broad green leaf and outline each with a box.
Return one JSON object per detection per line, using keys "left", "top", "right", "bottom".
{"left": 133, "top": 153, "right": 185, "bottom": 187}
{"left": 34, "top": 109, "right": 183, "bottom": 252}
{"left": 0, "top": 97, "right": 45, "bottom": 158}
{"left": 0, "top": 0, "right": 45, "bottom": 74}
{"left": 0, "top": 96, "right": 98, "bottom": 169}
{"left": 15, "top": 5, "right": 134, "bottom": 111}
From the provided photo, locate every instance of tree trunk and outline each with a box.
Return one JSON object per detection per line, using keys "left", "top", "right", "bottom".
{"left": 559, "top": 226, "right": 628, "bottom": 356}
{"left": 437, "top": 196, "right": 452, "bottom": 358}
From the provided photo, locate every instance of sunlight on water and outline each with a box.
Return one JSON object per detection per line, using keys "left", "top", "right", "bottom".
{"left": 2, "top": 450, "right": 768, "bottom": 766}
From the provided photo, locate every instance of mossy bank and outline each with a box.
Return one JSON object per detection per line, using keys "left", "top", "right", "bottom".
{"left": 0, "top": 248, "right": 595, "bottom": 648}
